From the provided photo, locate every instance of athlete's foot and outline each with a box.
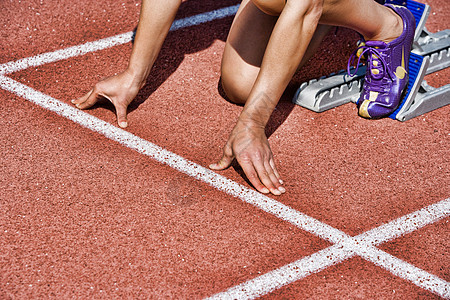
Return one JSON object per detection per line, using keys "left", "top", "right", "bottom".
{"left": 348, "top": 4, "right": 415, "bottom": 119}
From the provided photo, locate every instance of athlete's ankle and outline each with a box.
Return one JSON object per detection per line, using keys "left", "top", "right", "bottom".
{"left": 364, "top": 8, "right": 403, "bottom": 43}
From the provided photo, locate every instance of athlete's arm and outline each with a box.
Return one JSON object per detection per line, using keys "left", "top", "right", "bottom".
{"left": 211, "top": 0, "right": 323, "bottom": 195}
{"left": 72, "top": 0, "right": 182, "bottom": 128}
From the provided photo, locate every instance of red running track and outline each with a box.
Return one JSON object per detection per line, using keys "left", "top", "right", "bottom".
{"left": 1, "top": 0, "right": 449, "bottom": 298}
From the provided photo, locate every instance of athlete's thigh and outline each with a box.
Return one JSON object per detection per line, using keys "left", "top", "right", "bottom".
{"left": 220, "top": 0, "right": 331, "bottom": 103}
{"left": 221, "top": 0, "right": 278, "bottom": 85}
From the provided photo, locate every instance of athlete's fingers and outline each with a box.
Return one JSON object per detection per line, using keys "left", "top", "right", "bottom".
{"left": 209, "top": 146, "right": 234, "bottom": 170}
{"left": 74, "top": 88, "right": 103, "bottom": 110}
{"left": 265, "top": 160, "right": 285, "bottom": 193}
{"left": 251, "top": 156, "right": 281, "bottom": 195}
{"left": 71, "top": 89, "right": 92, "bottom": 106}
{"left": 238, "top": 157, "right": 270, "bottom": 194}
{"left": 115, "top": 104, "right": 128, "bottom": 128}
{"left": 209, "top": 155, "right": 233, "bottom": 170}
{"left": 269, "top": 158, "right": 284, "bottom": 185}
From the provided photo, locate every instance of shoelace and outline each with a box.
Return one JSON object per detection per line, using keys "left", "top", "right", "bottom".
{"left": 347, "top": 44, "right": 395, "bottom": 89}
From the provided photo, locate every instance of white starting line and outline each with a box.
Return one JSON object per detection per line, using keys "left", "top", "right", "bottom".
{"left": 1, "top": 4, "right": 449, "bottom": 299}
{"left": 0, "top": 5, "right": 240, "bottom": 75}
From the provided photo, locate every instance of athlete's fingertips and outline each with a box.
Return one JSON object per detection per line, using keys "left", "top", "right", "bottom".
{"left": 71, "top": 99, "right": 83, "bottom": 107}
{"left": 269, "top": 159, "right": 283, "bottom": 182}
{"left": 259, "top": 174, "right": 279, "bottom": 194}
{"left": 240, "top": 163, "right": 267, "bottom": 194}
{"left": 79, "top": 95, "right": 99, "bottom": 109}
{"left": 71, "top": 97, "right": 82, "bottom": 104}
{"left": 260, "top": 187, "right": 270, "bottom": 194}
{"left": 209, "top": 155, "right": 233, "bottom": 170}
{"left": 115, "top": 105, "right": 128, "bottom": 128}
{"left": 264, "top": 162, "right": 284, "bottom": 194}
{"left": 76, "top": 101, "right": 89, "bottom": 109}
{"left": 251, "top": 177, "right": 269, "bottom": 194}
{"left": 268, "top": 180, "right": 282, "bottom": 195}
{"left": 271, "top": 178, "right": 285, "bottom": 194}
{"left": 73, "top": 90, "right": 92, "bottom": 106}
{"left": 74, "top": 98, "right": 89, "bottom": 109}
{"left": 254, "top": 182, "right": 270, "bottom": 194}
{"left": 270, "top": 188, "right": 282, "bottom": 195}
{"left": 252, "top": 165, "right": 277, "bottom": 195}
{"left": 269, "top": 180, "right": 283, "bottom": 195}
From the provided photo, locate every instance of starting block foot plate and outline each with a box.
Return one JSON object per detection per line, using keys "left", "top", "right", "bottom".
{"left": 390, "top": 52, "right": 428, "bottom": 121}
{"left": 293, "top": 0, "right": 450, "bottom": 121}
{"left": 392, "top": 54, "right": 450, "bottom": 121}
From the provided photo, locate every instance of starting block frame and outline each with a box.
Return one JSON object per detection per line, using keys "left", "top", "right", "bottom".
{"left": 292, "top": 0, "right": 450, "bottom": 121}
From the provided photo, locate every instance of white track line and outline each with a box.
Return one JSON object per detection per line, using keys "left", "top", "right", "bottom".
{"left": 2, "top": 75, "right": 449, "bottom": 298}
{"left": 0, "top": 4, "right": 240, "bottom": 75}
{"left": 209, "top": 199, "right": 450, "bottom": 299}
{"left": 209, "top": 241, "right": 450, "bottom": 300}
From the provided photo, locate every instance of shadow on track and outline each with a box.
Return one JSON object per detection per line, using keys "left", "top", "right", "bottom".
{"left": 90, "top": 0, "right": 359, "bottom": 151}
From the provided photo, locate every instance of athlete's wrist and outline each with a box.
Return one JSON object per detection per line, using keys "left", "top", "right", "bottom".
{"left": 124, "top": 66, "right": 149, "bottom": 89}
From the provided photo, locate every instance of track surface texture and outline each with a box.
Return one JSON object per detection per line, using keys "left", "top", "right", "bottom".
{"left": 1, "top": 0, "right": 449, "bottom": 299}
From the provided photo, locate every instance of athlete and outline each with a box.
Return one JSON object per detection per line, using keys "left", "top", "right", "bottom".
{"left": 72, "top": 0, "right": 415, "bottom": 195}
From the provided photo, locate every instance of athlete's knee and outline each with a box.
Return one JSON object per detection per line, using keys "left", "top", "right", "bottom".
{"left": 220, "top": 67, "right": 253, "bottom": 105}
{"left": 220, "top": 75, "right": 251, "bottom": 105}
{"left": 251, "top": 0, "right": 286, "bottom": 16}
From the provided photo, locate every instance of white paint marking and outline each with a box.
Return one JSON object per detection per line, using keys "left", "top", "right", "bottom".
{"left": 208, "top": 246, "right": 353, "bottom": 300}
{"left": 209, "top": 198, "right": 450, "bottom": 299}
{"left": 0, "top": 32, "right": 133, "bottom": 75}
{"left": 356, "top": 244, "right": 450, "bottom": 299}
{"left": 2, "top": 74, "right": 449, "bottom": 299}
{"left": 0, "top": 4, "right": 240, "bottom": 75}
{"left": 358, "top": 197, "right": 450, "bottom": 245}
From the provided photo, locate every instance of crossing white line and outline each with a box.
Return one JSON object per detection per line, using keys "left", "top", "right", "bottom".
{"left": 208, "top": 239, "right": 450, "bottom": 300}
{"left": 208, "top": 199, "right": 450, "bottom": 299}
{"left": 0, "top": 4, "right": 240, "bottom": 75}
{"left": 1, "top": 75, "right": 449, "bottom": 298}
{"left": 1, "top": 4, "right": 449, "bottom": 298}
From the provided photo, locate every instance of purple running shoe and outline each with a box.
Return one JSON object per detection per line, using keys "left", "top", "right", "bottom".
{"left": 348, "top": 4, "right": 415, "bottom": 119}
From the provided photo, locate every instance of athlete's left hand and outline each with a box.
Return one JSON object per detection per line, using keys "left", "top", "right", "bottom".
{"left": 210, "top": 120, "right": 285, "bottom": 195}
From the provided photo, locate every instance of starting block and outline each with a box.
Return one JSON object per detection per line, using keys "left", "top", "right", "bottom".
{"left": 293, "top": 0, "right": 450, "bottom": 121}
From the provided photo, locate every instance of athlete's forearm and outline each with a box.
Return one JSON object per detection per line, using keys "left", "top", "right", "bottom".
{"left": 127, "top": 0, "right": 182, "bottom": 86}
{"left": 238, "top": 0, "right": 323, "bottom": 128}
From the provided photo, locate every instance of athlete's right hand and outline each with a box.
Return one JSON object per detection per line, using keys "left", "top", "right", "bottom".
{"left": 71, "top": 69, "right": 144, "bottom": 128}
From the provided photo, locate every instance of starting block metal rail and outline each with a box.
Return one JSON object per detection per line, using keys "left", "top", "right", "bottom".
{"left": 293, "top": 0, "right": 450, "bottom": 121}
{"left": 413, "top": 28, "right": 450, "bottom": 74}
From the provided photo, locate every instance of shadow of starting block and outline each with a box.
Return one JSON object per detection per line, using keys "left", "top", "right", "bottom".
{"left": 293, "top": 0, "right": 450, "bottom": 121}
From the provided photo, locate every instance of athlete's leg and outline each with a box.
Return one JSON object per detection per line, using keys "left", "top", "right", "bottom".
{"left": 247, "top": 0, "right": 404, "bottom": 53}
{"left": 320, "top": 0, "right": 415, "bottom": 118}
{"left": 320, "top": 0, "right": 403, "bottom": 42}
{"left": 222, "top": 0, "right": 413, "bottom": 118}
{"left": 250, "top": 0, "right": 404, "bottom": 52}
{"left": 221, "top": 0, "right": 331, "bottom": 104}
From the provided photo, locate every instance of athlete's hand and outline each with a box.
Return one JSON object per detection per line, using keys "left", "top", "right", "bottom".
{"left": 210, "top": 121, "right": 285, "bottom": 195}
{"left": 72, "top": 70, "right": 144, "bottom": 128}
